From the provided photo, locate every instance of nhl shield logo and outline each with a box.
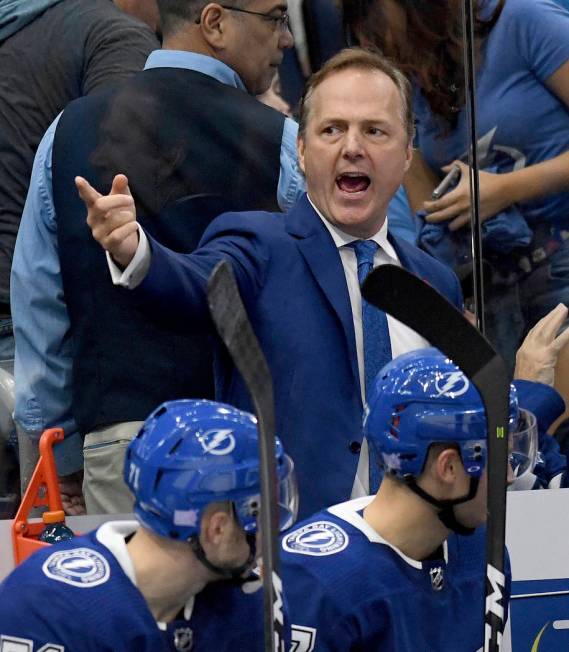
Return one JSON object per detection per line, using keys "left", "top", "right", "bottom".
{"left": 174, "top": 626, "right": 194, "bottom": 651}
{"left": 282, "top": 521, "right": 349, "bottom": 556}
{"left": 429, "top": 566, "right": 444, "bottom": 591}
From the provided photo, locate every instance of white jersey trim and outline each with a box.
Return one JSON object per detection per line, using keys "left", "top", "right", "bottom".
{"left": 327, "top": 496, "right": 449, "bottom": 569}
{"left": 95, "top": 520, "right": 195, "bottom": 625}
{"left": 96, "top": 520, "right": 139, "bottom": 585}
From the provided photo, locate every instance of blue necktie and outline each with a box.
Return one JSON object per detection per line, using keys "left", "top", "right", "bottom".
{"left": 350, "top": 240, "right": 392, "bottom": 493}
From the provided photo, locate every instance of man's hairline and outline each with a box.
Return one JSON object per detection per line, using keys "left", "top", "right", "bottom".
{"left": 298, "top": 65, "right": 412, "bottom": 143}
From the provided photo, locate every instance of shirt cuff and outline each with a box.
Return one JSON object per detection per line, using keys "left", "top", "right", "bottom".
{"left": 106, "top": 225, "right": 151, "bottom": 289}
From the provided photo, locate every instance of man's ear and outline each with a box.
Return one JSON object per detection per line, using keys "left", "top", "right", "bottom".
{"left": 200, "top": 509, "right": 232, "bottom": 547}
{"left": 297, "top": 135, "right": 306, "bottom": 174}
{"left": 403, "top": 142, "right": 413, "bottom": 172}
{"left": 199, "top": 3, "right": 227, "bottom": 47}
{"left": 434, "top": 448, "right": 463, "bottom": 485}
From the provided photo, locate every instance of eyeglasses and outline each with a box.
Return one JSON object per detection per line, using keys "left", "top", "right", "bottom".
{"left": 220, "top": 5, "right": 291, "bottom": 32}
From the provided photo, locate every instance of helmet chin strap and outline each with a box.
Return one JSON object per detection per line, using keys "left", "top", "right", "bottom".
{"left": 404, "top": 476, "right": 480, "bottom": 537}
{"left": 189, "top": 532, "right": 257, "bottom": 581}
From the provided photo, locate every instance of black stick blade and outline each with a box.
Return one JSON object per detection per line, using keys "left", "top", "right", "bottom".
{"left": 362, "top": 264, "right": 509, "bottom": 652}
{"left": 207, "top": 260, "right": 285, "bottom": 652}
{"left": 362, "top": 265, "right": 494, "bottom": 377}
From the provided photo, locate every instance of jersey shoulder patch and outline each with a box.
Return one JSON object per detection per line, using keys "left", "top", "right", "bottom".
{"left": 42, "top": 547, "right": 110, "bottom": 588}
{"left": 282, "top": 520, "right": 349, "bottom": 556}
{"left": 0, "top": 636, "right": 65, "bottom": 652}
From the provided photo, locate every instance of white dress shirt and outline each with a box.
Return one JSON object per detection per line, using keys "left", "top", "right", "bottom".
{"left": 307, "top": 196, "right": 429, "bottom": 497}
{"left": 109, "top": 198, "right": 429, "bottom": 496}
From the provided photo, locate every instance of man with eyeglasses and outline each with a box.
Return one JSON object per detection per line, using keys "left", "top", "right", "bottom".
{"left": 11, "top": 0, "right": 302, "bottom": 515}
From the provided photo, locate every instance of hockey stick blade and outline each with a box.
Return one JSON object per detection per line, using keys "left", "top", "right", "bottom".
{"left": 207, "top": 260, "right": 285, "bottom": 652}
{"left": 362, "top": 264, "right": 509, "bottom": 652}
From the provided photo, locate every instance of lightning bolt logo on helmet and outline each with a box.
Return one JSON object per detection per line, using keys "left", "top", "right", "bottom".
{"left": 197, "top": 428, "right": 236, "bottom": 456}
{"left": 435, "top": 371, "right": 470, "bottom": 398}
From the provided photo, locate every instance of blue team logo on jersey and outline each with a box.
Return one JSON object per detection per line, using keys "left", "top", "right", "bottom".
{"left": 282, "top": 521, "right": 349, "bottom": 556}
{"left": 42, "top": 547, "right": 110, "bottom": 588}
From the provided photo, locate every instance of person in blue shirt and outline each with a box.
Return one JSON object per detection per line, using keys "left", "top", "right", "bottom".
{"left": 344, "top": 0, "right": 569, "bottom": 373}
{"left": 11, "top": 0, "right": 305, "bottom": 515}
{"left": 283, "top": 348, "right": 519, "bottom": 652}
{"left": 0, "top": 398, "right": 297, "bottom": 651}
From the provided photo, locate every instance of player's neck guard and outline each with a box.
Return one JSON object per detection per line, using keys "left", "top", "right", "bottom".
{"left": 404, "top": 476, "right": 479, "bottom": 537}
{"left": 189, "top": 532, "right": 257, "bottom": 580}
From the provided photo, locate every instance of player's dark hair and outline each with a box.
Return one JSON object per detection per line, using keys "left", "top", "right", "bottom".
{"left": 298, "top": 47, "right": 414, "bottom": 144}
{"left": 422, "top": 442, "right": 462, "bottom": 475}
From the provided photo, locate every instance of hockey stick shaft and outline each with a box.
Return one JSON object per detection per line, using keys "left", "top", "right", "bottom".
{"left": 207, "top": 260, "right": 285, "bottom": 652}
{"left": 362, "top": 265, "right": 509, "bottom": 652}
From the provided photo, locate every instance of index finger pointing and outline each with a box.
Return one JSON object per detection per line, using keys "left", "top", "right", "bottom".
{"left": 75, "top": 176, "right": 102, "bottom": 207}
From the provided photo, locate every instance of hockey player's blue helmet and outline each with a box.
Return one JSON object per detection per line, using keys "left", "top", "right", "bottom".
{"left": 124, "top": 399, "right": 298, "bottom": 542}
{"left": 364, "top": 347, "right": 537, "bottom": 481}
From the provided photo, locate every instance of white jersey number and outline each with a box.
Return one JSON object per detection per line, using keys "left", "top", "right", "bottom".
{"left": 290, "top": 625, "right": 316, "bottom": 652}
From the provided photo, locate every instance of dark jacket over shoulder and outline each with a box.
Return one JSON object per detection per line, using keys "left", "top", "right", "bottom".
{"left": 52, "top": 67, "right": 286, "bottom": 434}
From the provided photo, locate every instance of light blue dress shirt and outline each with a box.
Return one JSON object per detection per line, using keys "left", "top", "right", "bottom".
{"left": 10, "top": 50, "right": 305, "bottom": 474}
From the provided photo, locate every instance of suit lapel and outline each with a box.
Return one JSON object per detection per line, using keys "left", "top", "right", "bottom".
{"left": 286, "top": 195, "right": 360, "bottom": 391}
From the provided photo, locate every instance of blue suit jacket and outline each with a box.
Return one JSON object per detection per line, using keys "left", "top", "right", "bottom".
{"left": 138, "top": 194, "right": 463, "bottom": 517}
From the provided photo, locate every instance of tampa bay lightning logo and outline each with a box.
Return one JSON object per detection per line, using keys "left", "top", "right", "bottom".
{"left": 198, "top": 428, "right": 236, "bottom": 456}
{"left": 282, "top": 521, "right": 349, "bottom": 556}
{"left": 42, "top": 547, "right": 110, "bottom": 588}
{"left": 434, "top": 371, "right": 470, "bottom": 398}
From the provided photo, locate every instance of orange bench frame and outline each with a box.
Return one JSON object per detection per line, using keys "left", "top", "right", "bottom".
{"left": 11, "top": 428, "right": 66, "bottom": 565}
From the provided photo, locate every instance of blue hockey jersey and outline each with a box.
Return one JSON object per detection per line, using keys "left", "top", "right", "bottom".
{"left": 281, "top": 497, "right": 511, "bottom": 652}
{"left": 0, "top": 521, "right": 270, "bottom": 651}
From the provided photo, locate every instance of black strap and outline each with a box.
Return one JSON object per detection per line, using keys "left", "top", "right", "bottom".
{"left": 405, "top": 476, "right": 480, "bottom": 537}
{"left": 189, "top": 532, "right": 257, "bottom": 580}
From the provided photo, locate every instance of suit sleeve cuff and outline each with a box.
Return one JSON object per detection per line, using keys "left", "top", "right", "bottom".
{"left": 107, "top": 225, "right": 151, "bottom": 289}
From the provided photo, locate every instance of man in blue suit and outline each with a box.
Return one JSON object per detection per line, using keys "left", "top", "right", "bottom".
{"left": 78, "top": 48, "right": 462, "bottom": 517}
